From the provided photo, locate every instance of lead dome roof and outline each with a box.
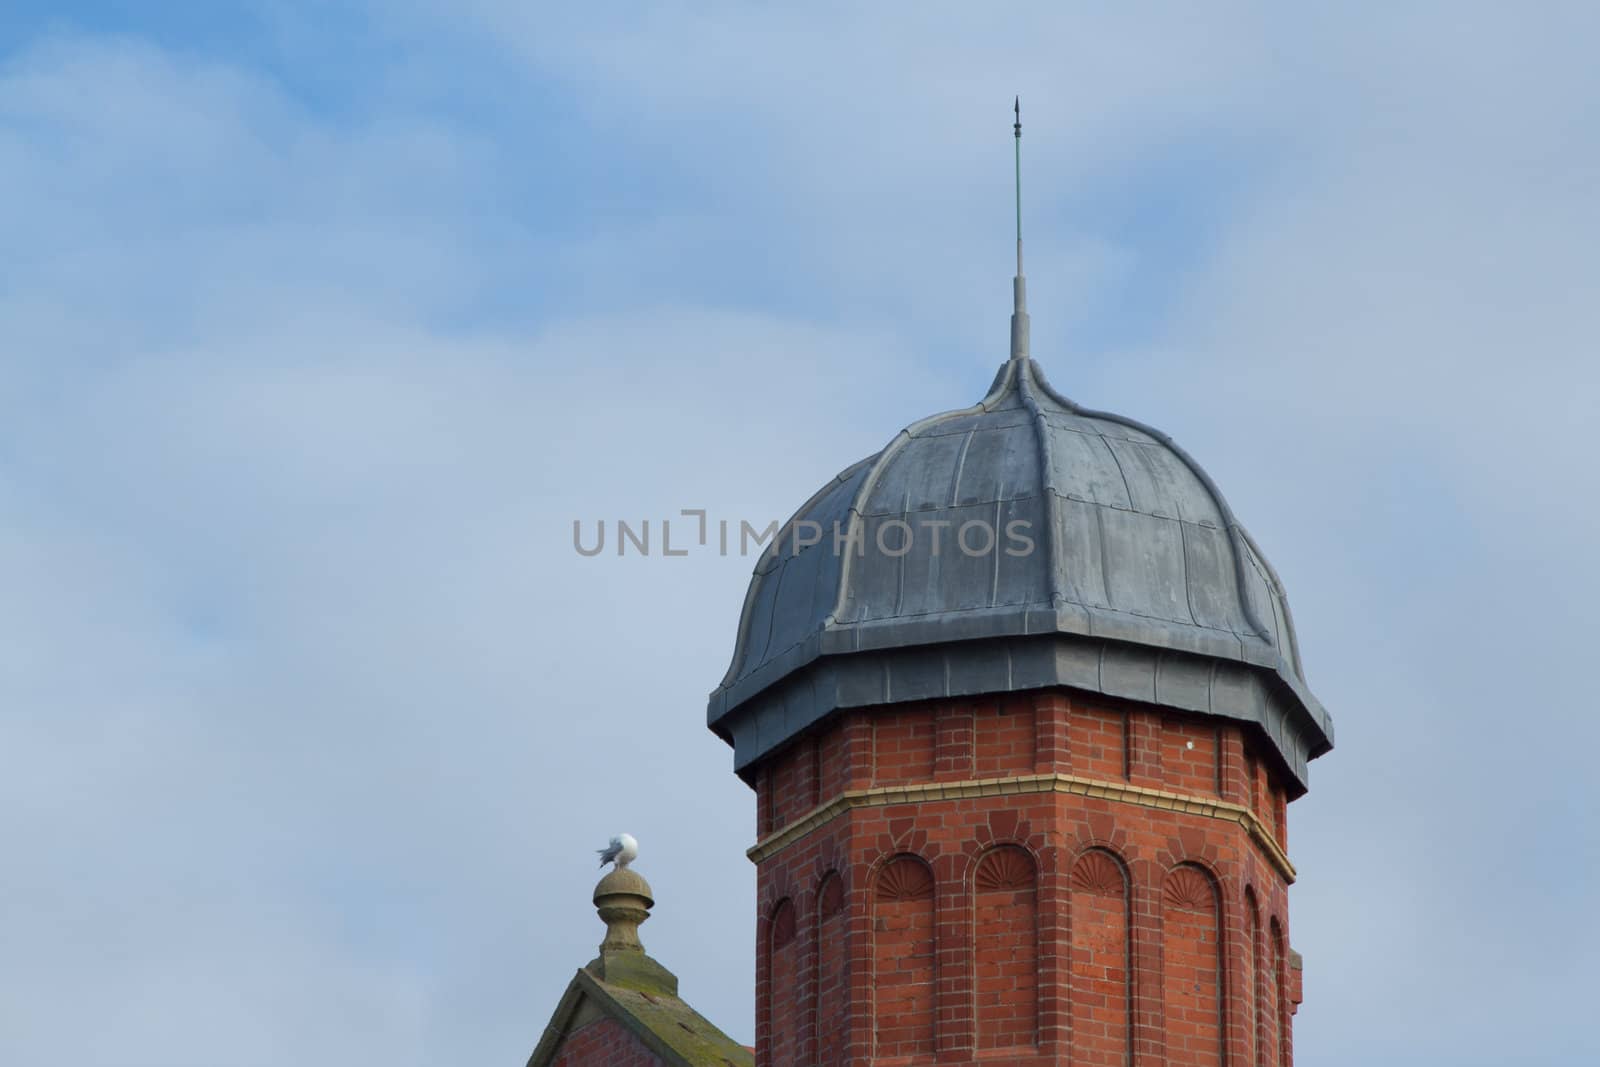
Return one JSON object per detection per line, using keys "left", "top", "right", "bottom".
{"left": 708, "top": 356, "right": 1333, "bottom": 793}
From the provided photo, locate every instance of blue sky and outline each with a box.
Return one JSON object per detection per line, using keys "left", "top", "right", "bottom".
{"left": 3, "top": 4, "right": 1598, "bottom": 1065}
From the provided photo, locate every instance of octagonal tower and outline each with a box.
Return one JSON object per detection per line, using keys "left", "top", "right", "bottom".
{"left": 709, "top": 113, "right": 1333, "bottom": 1067}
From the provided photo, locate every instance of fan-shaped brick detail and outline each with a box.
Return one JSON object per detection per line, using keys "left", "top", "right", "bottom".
{"left": 1071, "top": 850, "right": 1127, "bottom": 897}
{"left": 875, "top": 855, "right": 935, "bottom": 901}
{"left": 1164, "top": 865, "right": 1217, "bottom": 911}
{"left": 1246, "top": 889, "right": 1262, "bottom": 1067}
{"left": 815, "top": 871, "right": 849, "bottom": 1065}
{"left": 873, "top": 856, "right": 936, "bottom": 1056}
{"left": 818, "top": 871, "right": 845, "bottom": 918}
{"left": 1070, "top": 845, "right": 1132, "bottom": 1064}
{"left": 976, "top": 846, "right": 1036, "bottom": 892}
{"left": 1163, "top": 865, "right": 1223, "bottom": 1067}
{"left": 1267, "top": 917, "right": 1287, "bottom": 1067}
{"left": 974, "top": 844, "right": 1039, "bottom": 1049}
{"left": 768, "top": 897, "right": 801, "bottom": 1065}
{"left": 771, "top": 898, "right": 797, "bottom": 948}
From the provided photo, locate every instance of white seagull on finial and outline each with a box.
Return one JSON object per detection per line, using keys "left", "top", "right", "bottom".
{"left": 597, "top": 833, "right": 638, "bottom": 869}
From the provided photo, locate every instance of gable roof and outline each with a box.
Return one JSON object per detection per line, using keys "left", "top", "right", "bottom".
{"left": 527, "top": 965, "right": 753, "bottom": 1067}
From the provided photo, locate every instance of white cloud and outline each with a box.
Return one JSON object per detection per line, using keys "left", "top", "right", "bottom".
{"left": 3, "top": 6, "right": 1598, "bottom": 1064}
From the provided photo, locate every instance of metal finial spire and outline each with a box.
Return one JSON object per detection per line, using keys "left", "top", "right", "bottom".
{"left": 1010, "top": 96, "right": 1030, "bottom": 361}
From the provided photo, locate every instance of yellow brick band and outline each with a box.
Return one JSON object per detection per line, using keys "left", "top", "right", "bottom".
{"left": 747, "top": 772, "right": 1296, "bottom": 883}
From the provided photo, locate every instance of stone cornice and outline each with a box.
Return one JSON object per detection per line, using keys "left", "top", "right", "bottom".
{"left": 747, "top": 771, "right": 1296, "bottom": 883}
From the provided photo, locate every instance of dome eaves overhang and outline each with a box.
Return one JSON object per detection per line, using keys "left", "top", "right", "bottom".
{"left": 707, "top": 358, "right": 1333, "bottom": 796}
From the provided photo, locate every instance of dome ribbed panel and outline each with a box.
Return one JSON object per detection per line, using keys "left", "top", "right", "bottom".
{"left": 710, "top": 357, "right": 1331, "bottom": 787}
{"left": 718, "top": 359, "right": 1312, "bottom": 693}
{"left": 1040, "top": 419, "right": 1135, "bottom": 510}
{"left": 726, "top": 460, "right": 870, "bottom": 686}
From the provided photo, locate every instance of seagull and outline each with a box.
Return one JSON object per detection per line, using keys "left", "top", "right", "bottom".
{"left": 597, "top": 833, "right": 639, "bottom": 869}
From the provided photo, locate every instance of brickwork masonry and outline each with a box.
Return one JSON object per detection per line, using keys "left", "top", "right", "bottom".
{"left": 751, "top": 691, "right": 1304, "bottom": 1066}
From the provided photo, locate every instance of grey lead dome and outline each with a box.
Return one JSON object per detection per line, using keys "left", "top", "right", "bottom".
{"left": 708, "top": 356, "right": 1333, "bottom": 794}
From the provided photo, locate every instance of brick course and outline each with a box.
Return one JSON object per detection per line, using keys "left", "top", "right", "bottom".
{"left": 549, "top": 1017, "right": 664, "bottom": 1067}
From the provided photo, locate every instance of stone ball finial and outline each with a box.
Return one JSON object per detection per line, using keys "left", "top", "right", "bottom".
{"left": 585, "top": 865, "right": 678, "bottom": 994}
{"left": 594, "top": 866, "right": 655, "bottom": 954}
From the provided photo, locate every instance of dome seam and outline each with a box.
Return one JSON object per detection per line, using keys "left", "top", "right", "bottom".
{"left": 1014, "top": 360, "right": 1065, "bottom": 610}
{"left": 717, "top": 457, "right": 874, "bottom": 689}
{"left": 824, "top": 361, "right": 1022, "bottom": 628}
{"left": 1027, "top": 361, "right": 1275, "bottom": 645}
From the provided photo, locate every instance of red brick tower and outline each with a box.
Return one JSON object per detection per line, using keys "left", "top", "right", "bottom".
{"left": 707, "top": 302, "right": 1332, "bottom": 1065}
{"left": 709, "top": 348, "right": 1332, "bottom": 1065}
{"left": 739, "top": 690, "right": 1311, "bottom": 1066}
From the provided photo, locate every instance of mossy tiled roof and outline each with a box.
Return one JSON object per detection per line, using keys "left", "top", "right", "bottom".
{"left": 527, "top": 964, "right": 752, "bottom": 1067}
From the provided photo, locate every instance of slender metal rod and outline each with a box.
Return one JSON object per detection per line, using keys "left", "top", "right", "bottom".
{"left": 1014, "top": 96, "right": 1023, "bottom": 274}
{"left": 1009, "top": 96, "right": 1030, "bottom": 362}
